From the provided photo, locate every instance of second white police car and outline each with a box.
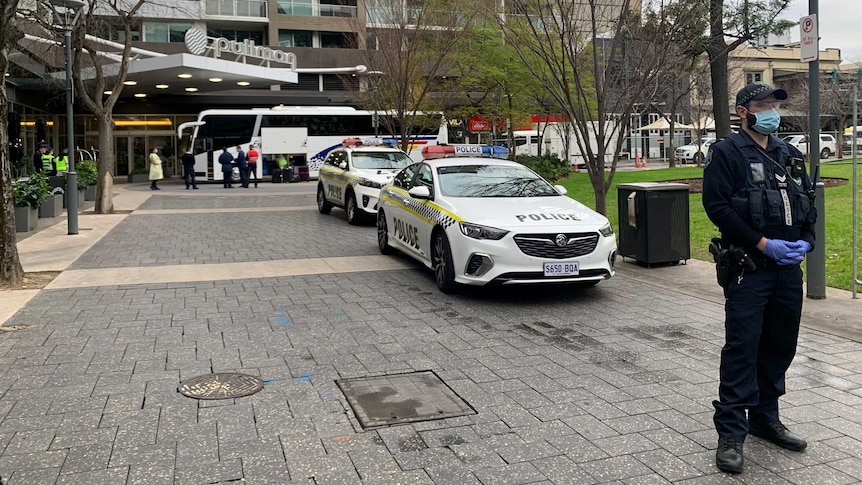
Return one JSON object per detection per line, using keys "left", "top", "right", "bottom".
{"left": 377, "top": 144, "right": 617, "bottom": 293}
{"left": 317, "top": 138, "right": 413, "bottom": 224}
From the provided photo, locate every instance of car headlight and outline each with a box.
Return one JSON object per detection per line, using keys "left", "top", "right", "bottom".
{"left": 599, "top": 222, "right": 614, "bottom": 237}
{"left": 459, "top": 222, "right": 509, "bottom": 240}
{"left": 356, "top": 177, "right": 382, "bottom": 189}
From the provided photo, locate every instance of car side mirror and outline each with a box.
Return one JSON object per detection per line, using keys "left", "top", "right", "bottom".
{"left": 554, "top": 185, "right": 568, "bottom": 195}
{"left": 338, "top": 162, "right": 347, "bottom": 170}
{"left": 408, "top": 186, "right": 431, "bottom": 199}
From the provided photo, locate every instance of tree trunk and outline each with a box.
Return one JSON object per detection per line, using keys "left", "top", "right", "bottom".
{"left": 708, "top": 0, "right": 731, "bottom": 139}
{"left": 95, "top": 114, "right": 114, "bottom": 213}
{"left": 0, "top": 16, "right": 24, "bottom": 286}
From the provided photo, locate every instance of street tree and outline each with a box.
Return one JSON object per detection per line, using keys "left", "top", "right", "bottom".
{"left": 350, "top": 0, "right": 482, "bottom": 155}
{"left": 494, "top": 0, "right": 707, "bottom": 215}
{"left": 0, "top": 0, "right": 24, "bottom": 286}
{"left": 706, "top": 0, "right": 794, "bottom": 138}
{"left": 70, "top": 0, "right": 148, "bottom": 213}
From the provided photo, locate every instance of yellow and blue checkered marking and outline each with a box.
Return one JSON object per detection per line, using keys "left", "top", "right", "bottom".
{"left": 380, "top": 187, "right": 461, "bottom": 228}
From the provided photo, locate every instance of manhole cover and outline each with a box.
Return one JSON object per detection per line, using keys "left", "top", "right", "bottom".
{"left": 335, "top": 370, "right": 476, "bottom": 429}
{"left": 178, "top": 373, "right": 263, "bottom": 400}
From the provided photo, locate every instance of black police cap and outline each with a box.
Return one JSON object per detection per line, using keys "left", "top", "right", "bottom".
{"left": 736, "top": 82, "right": 788, "bottom": 107}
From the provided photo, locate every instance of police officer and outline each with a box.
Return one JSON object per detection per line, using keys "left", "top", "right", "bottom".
{"left": 33, "top": 144, "right": 47, "bottom": 174}
{"left": 43, "top": 147, "right": 57, "bottom": 175}
{"left": 703, "top": 82, "right": 816, "bottom": 474}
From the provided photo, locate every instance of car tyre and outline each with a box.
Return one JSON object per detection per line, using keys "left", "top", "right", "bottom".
{"left": 345, "top": 191, "right": 363, "bottom": 225}
{"left": 317, "top": 184, "right": 332, "bottom": 214}
{"left": 432, "top": 230, "right": 457, "bottom": 293}
{"left": 694, "top": 153, "right": 704, "bottom": 165}
{"left": 820, "top": 148, "right": 830, "bottom": 159}
{"left": 377, "top": 211, "right": 396, "bottom": 255}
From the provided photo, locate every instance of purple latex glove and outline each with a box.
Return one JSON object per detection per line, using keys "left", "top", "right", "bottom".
{"left": 763, "top": 239, "right": 795, "bottom": 262}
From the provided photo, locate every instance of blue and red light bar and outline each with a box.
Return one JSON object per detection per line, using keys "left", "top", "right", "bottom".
{"left": 421, "top": 144, "right": 509, "bottom": 160}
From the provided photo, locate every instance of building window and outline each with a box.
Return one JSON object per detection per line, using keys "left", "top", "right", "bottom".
{"left": 320, "top": 32, "right": 355, "bottom": 49}
{"left": 278, "top": 30, "right": 313, "bottom": 48}
{"left": 211, "top": 29, "right": 264, "bottom": 44}
{"left": 745, "top": 71, "right": 763, "bottom": 85}
{"left": 277, "top": 0, "right": 312, "bottom": 15}
{"left": 95, "top": 24, "right": 141, "bottom": 43}
{"left": 143, "top": 22, "right": 192, "bottom": 42}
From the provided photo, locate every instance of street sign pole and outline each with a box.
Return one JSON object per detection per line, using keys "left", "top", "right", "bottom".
{"left": 802, "top": 8, "right": 826, "bottom": 299}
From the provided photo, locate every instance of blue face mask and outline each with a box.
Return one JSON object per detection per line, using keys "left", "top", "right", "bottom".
{"left": 748, "top": 108, "right": 781, "bottom": 134}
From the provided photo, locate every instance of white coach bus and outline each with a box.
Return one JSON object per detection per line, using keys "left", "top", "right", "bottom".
{"left": 177, "top": 106, "right": 448, "bottom": 181}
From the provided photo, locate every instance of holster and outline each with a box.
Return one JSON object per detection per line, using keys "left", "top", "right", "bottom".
{"left": 708, "top": 238, "right": 758, "bottom": 289}
{"left": 709, "top": 238, "right": 732, "bottom": 289}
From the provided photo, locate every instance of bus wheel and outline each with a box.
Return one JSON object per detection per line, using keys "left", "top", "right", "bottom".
{"left": 317, "top": 184, "right": 332, "bottom": 214}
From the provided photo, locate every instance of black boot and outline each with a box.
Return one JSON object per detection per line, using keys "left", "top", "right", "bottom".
{"left": 749, "top": 420, "right": 807, "bottom": 451}
{"left": 715, "top": 437, "right": 743, "bottom": 473}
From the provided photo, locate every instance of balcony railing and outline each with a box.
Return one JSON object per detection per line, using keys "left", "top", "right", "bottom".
{"left": 205, "top": 0, "right": 267, "bottom": 18}
{"left": 276, "top": 1, "right": 357, "bottom": 18}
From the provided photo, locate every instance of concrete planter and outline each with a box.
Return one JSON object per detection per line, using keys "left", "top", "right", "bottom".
{"left": 15, "top": 206, "right": 38, "bottom": 232}
{"left": 85, "top": 185, "right": 97, "bottom": 200}
{"left": 39, "top": 194, "right": 63, "bottom": 218}
{"left": 63, "top": 189, "right": 86, "bottom": 209}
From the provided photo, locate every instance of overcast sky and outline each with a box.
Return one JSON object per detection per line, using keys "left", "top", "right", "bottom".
{"left": 784, "top": 0, "right": 862, "bottom": 63}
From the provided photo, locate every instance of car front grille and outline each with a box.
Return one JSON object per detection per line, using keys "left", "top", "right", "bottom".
{"left": 513, "top": 232, "right": 599, "bottom": 259}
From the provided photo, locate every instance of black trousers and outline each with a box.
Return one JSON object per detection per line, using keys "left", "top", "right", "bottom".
{"left": 246, "top": 163, "right": 258, "bottom": 187}
{"left": 183, "top": 165, "right": 197, "bottom": 188}
{"left": 222, "top": 170, "right": 232, "bottom": 188}
{"left": 714, "top": 264, "right": 803, "bottom": 441}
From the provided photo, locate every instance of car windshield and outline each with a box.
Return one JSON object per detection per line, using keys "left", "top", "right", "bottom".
{"left": 352, "top": 152, "right": 412, "bottom": 170}
{"left": 437, "top": 164, "right": 559, "bottom": 197}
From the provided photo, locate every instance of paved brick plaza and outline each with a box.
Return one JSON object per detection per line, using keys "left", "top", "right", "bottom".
{"left": 2, "top": 182, "right": 862, "bottom": 484}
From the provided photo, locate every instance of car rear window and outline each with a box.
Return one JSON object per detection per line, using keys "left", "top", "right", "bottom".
{"left": 437, "top": 164, "right": 558, "bottom": 198}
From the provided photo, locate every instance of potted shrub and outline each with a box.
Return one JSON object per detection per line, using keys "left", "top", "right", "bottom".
{"left": 128, "top": 156, "right": 148, "bottom": 183}
{"left": 12, "top": 176, "right": 50, "bottom": 232}
{"left": 39, "top": 186, "right": 64, "bottom": 218}
{"left": 77, "top": 160, "right": 98, "bottom": 200}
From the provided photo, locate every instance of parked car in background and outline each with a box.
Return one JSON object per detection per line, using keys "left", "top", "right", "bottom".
{"left": 781, "top": 134, "right": 836, "bottom": 159}
{"left": 674, "top": 138, "right": 715, "bottom": 164}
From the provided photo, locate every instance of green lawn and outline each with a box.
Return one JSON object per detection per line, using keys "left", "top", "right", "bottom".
{"left": 558, "top": 162, "right": 862, "bottom": 291}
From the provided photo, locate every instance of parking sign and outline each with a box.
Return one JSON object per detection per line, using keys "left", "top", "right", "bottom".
{"left": 800, "top": 14, "right": 818, "bottom": 63}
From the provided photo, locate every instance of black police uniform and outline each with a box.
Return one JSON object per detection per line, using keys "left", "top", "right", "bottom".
{"left": 702, "top": 130, "right": 816, "bottom": 443}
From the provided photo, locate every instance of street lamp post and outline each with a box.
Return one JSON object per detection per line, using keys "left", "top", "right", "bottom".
{"left": 367, "top": 71, "right": 383, "bottom": 137}
{"left": 50, "top": 0, "right": 85, "bottom": 235}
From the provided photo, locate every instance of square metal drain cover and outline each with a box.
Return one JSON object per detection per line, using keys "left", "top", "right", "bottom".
{"left": 335, "top": 370, "right": 476, "bottom": 429}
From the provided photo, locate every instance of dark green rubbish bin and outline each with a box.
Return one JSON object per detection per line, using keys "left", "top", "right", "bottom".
{"left": 616, "top": 182, "right": 690, "bottom": 266}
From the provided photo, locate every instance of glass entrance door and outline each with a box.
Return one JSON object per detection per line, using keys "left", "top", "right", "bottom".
{"left": 115, "top": 136, "right": 147, "bottom": 177}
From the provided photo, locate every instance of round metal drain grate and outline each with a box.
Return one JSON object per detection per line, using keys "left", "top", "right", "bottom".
{"left": 178, "top": 373, "right": 263, "bottom": 400}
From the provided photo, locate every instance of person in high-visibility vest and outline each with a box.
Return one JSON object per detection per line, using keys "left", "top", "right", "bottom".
{"left": 33, "top": 145, "right": 48, "bottom": 174}
{"left": 54, "top": 149, "right": 69, "bottom": 174}
{"left": 42, "top": 147, "right": 57, "bottom": 176}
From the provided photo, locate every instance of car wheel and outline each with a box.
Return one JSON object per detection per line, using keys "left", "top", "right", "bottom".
{"left": 694, "top": 153, "right": 704, "bottom": 165}
{"left": 345, "top": 192, "right": 363, "bottom": 225}
{"left": 377, "top": 211, "right": 396, "bottom": 255}
{"left": 820, "top": 148, "right": 830, "bottom": 159}
{"left": 432, "top": 230, "right": 457, "bottom": 293}
{"left": 317, "top": 184, "right": 332, "bottom": 214}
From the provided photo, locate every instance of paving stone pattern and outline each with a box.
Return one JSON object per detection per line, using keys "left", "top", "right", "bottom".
{"left": 138, "top": 194, "right": 316, "bottom": 211}
{"left": 5, "top": 192, "right": 862, "bottom": 484}
{"left": 69, "top": 210, "right": 379, "bottom": 269}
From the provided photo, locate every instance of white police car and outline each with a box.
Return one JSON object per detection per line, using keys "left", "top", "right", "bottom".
{"left": 317, "top": 138, "right": 413, "bottom": 224}
{"left": 377, "top": 145, "right": 617, "bottom": 293}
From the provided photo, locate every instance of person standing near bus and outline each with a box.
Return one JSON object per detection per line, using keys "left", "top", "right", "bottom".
{"left": 246, "top": 144, "right": 260, "bottom": 188}
{"left": 235, "top": 145, "right": 249, "bottom": 188}
{"left": 148, "top": 147, "right": 163, "bottom": 190}
{"left": 181, "top": 149, "right": 198, "bottom": 189}
{"left": 218, "top": 148, "right": 234, "bottom": 188}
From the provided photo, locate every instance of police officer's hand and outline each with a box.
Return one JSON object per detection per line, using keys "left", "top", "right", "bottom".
{"left": 763, "top": 239, "right": 796, "bottom": 263}
{"left": 778, "top": 240, "right": 813, "bottom": 265}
